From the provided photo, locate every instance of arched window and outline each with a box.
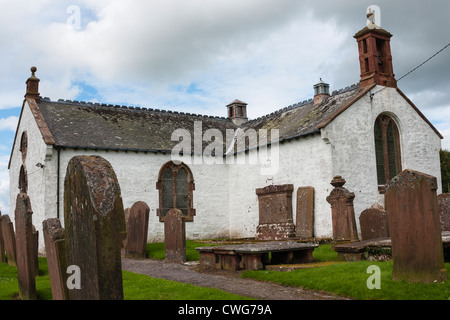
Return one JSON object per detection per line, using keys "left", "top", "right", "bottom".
{"left": 19, "top": 165, "right": 28, "bottom": 193}
{"left": 156, "top": 161, "right": 195, "bottom": 222}
{"left": 20, "top": 131, "right": 28, "bottom": 162}
{"left": 374, "top": 114, "right": 402, "bottom": 192}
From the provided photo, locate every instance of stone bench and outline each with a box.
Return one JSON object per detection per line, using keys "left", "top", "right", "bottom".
{"left": 196, "top": 241, "right": 318, "bottom": 271}
{"left": 333, "top": 237, "right": 391, "bottom": 261}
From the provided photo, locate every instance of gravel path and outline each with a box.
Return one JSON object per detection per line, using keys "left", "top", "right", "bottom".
{"left": 121, "top": 258, "right": 347, "bottom": 300}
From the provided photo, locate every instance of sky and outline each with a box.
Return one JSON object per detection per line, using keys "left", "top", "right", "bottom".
{"left": 0, "top": 0, "right": 449, "bottom": 215}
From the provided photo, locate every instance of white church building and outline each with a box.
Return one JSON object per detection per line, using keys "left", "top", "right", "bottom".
{"left": 9, "top": 20, "right": 443, "bottom": 252}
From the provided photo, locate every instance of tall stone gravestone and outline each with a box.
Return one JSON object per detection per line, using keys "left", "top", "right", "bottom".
{"left": 64, "top": 155, "right": 126, "bottom": 300}
{"left": 1, "top": 215, "right": 17, "bottom": 266}
{"left": 31, "top": 224, "right": 38, "bottom": 278}
{"left": 164, "top": 209, "right": 186, "bottom": 263}
{"left": 43, "top": 218, "right": 68, "bottom": 300}
{"left": 386, "top": 169, "right": 447, "bottom": 283}
{"left": 437, "top": 193, "right": 450, "bottom": 231}
{"left": 359, "top": 205, "right": 389, "bottom": 240}
{"left": 326, "top": 176, "right": 359, "bottom": 244}
{"left": 14, "top": 193, "right": 36, "bottom": 300}
{"left": 121, "top": 208, "right": 131, "bottom": 256}
{"left": 296, "top": 187, "right": 314, "bottom": 239}
{"left": 0, "top": 210, "right": 5, "bottom": 264}
{"left": 255, "top": 184, "right": 295, "bottom": 240}
{"left": 125, "top": 201, "right": 150, "bottom": 259}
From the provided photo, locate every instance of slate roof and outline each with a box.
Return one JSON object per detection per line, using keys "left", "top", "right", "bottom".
{"left": 237, "top": 83, "right": 365, "bottom": 150}
{"left": 28, "top": 82, "right": 379, "bottom": 155}
{"left": 37, "top": 99, "right": 238, "bottom": 153}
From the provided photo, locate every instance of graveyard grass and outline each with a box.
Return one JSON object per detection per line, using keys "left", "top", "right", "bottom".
{"left": 0, "top": 241, "right": 250, "bottom": 300}
{"left": 0, "top": 258, "right": 53, "bottom": 300}
{"left": 2, "top": 243, "right": 450, "bottom": 300}
{"left": 148, "top": 241, "right": 450, "bottom": 300}
{"left": 146, "top": 240, "right": 222, "bottom": 261}
{"left": 122, "top": 271, "right": 251, "bottom": 300}
{"left": 242, "top": 244, "right": 450, "bottom": 300}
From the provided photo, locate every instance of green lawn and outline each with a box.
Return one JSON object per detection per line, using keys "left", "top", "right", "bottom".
{"left": 2, "top": 243, "right": 449, "bottom": 300}
{"left": 0, "top": 258, "right": 52, "bottom": 300}
{"left": 146, "top": 240, "right": 221, "bottom": 261}
{"left": 0, "top": 245, "right": 250, "bottom": 300}
{"left": 242, "top": 244, "right": 450, "bottom": 300}
{"left": 122, "top": 270, "right": 251, "bottom": 300}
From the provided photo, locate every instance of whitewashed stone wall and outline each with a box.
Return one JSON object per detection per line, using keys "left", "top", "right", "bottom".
{"left": 9, "top": 100, "right": 50, "bottom": 252}
{"left": 322, "top": 86, "right": 442, "bottom": 233}
{"left": 10, "top": 87, "right": 443, "bottom": 252}
{"left": 55, "top": 151, "right": 232, "bottom": 245}
{"left": 227, "top": 133, "right": 334, "bottom": 239}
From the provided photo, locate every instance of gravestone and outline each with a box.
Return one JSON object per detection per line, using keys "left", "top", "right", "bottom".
{"left": 295, "top": 187, "right": 314, "bottom": 239}
{"left": 0, "top": 211, "right": 5, "bottom": 264}
{"left": 125, "top": 201, "right": 150, "bottom": 259}
{"left": 164, "top": 209, "right": 186, "bottom": 263}
{"left": 438, "top": 193, "right": 450, "bottom": 231}
{"left": 122, "top": 208, "right": 131, "bottom": 254}
{"left": 14, "top": 193, "right": 36, "bottom": 300}
{"left": 386, "top": 169, "right": 447, "bottom": 283}
{"left": 255, "top": 184, "right": 295, "bottom": 240}
{"left": 0, "top": 215, "right": 17, "bottom": 266}
{"left": 43, "top": 218, "right": 68, "bottom": 300}
{"left": 359, "top": 205, "right": 389, "bottom": 240}
{"left": 31, "top": 224, "right": 38, "bottom": 278}
{"left": 64, "top": 155, "right": 126, "bottom": 300}
{"left": 326, "top": 176, "right": 359, "bottom": 244}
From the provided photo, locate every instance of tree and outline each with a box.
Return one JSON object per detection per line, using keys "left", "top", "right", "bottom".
{"left": 441, "top": 149, "right": 450, "bottom": 193}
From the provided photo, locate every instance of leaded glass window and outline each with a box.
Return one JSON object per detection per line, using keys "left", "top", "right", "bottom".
{"left": 374, "top": 114, "right": 401, "bottom": 191}
{"left": 156, "top": 161, "right": 195, "bottom": 222}
{"left": 176, "top": 168, "right": 188, "bottom": 216}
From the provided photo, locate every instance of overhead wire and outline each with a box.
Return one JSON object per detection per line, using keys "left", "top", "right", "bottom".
{"left": 370, "top": 41, "right": 450, "bottom": 99}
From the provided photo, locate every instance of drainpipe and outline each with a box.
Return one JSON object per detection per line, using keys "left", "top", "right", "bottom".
{"left": 56, "top": 146, "right": 61, "bottom": 219}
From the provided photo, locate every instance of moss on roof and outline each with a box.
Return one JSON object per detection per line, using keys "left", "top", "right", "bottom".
{"left": 38, "top": 100, "right": 237, "bottom": 153}
{"left": 36, "top": 83, "right": 365, "bottom": 155}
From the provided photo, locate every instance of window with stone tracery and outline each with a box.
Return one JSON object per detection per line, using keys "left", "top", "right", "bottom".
{"left": 156, "top": 161, "right": 195, "bottom": 222}
{"left": 374, "top": 114, "right": 402, "bottom": 192}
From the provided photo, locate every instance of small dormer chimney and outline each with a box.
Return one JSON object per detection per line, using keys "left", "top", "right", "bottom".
{"left": 313, "top": 78, "right": 330, "bottom": 105}
{"left": 227, "top": 99, "right": 248, "bottom": 126}
{"left": 25, "top": 66, "right": 40, "bottom": 103}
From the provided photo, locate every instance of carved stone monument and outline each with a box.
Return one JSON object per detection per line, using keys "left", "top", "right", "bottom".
{"left": 386, "top": 169, "right": 447, "bottom": 283}
{"left": 0, "top": 211, "right": 5, "bottom": 264}
{"left": 255, "top": 184, "right": 295, "bottom": 240}
{"left": 438, "top": 193, "right": 450, "bottom": 231}
{"left": 31, "top": 224, "right": 38, "bottom": 278}
{"left": 164, "top": 209, "right": 186, "bottom": 263}
{"left": 125, "top": 201, "right": 150, "bottom": 259}
{"left": 14, "top": 193, "right": 36, "bottom": 300}
{"left": 359, "top": 205, "right": 389, "bottom": 240}
{"left": 0, "top": 215, "right": 16, "bottom": 266}
{"left": 64, "top": 155, "right": 126, "bottom": 300}
{"left": 326, "top": 176, "right": 359, "bottom": 244}
{"left": 295, "top": 187, "right": 314, "bottom": 239}
{"left": 43, "top": 218, "right": 68, "bottom": 300}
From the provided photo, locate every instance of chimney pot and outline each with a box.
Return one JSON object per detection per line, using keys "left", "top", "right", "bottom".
{"left": 226, "top": 99, "right": 248, "bottom": 126}
{"left": 313, "top": 79, "right": 330, "bottom": 105}
{"left": 25, "top": 66, "right": 40, "bottom": 102}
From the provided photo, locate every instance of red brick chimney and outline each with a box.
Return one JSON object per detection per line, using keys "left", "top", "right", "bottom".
{"left": 354, "top": 26, "right": 396, "bottom": 88}
{"left": 25, "top": 66, "right": 40, "bottom": 102}
{"left": 227, "top": 99, "right": 248, "bottom": 126}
